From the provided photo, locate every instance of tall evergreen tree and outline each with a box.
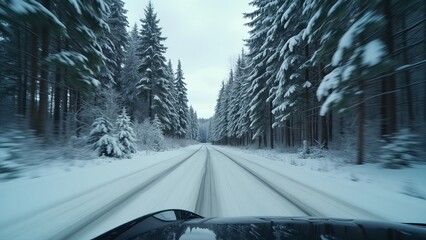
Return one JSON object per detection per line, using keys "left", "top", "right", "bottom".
{"left": 97, "top": 0, "right": 128, "bottom": 86}
{"left": 175, "top": 60, "right": 189, "bottom": 138}
{"left": 187, "top": 106, "right": 198, "bottom": 139}
{"left": 108, "top": 0, "right": 129, "bottom": 84}
{"left": 245, "top": 0, "right": 275, "bottom": 148}
{"left": 120, "top": 24, "right": 141, "bottom": 118}
{"left": 136, "top": 2, "right": 172, "bottom": 130}
{"left": 165, "top": 60, "right": 180, "bottom": 136}
{"left": 235, "top": 51, "right": 251, "bottom": 140}
{"left": 305, "top": 0, "right": 391, "bottom": 164}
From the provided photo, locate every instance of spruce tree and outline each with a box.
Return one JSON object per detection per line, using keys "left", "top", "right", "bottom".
{"left": 165, "top": 60, "right": 180, "bottom": 136}
{"left": 107, "top": 0, "right": 129, "bottom": 83}
{"left": 116, "top": 108, "right": 137, "bottom": 155}
{"left": 175, "top": 60, "right": 189, "bottom": 138}
{"left": 89, "top": 117, "right": 122, "bottom": 157}
{"left": 137, "top": 2, "right": 171, "bottom": 130}
{"left": 245, "top": 0, "right": 274, "bottom": 146}
{"left": 120, "top": 24, "right": 141, "bottom": 118}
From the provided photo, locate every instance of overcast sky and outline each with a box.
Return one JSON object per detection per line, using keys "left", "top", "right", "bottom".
{"left": 123, "top": 0, "right": 252, "bottom": 118}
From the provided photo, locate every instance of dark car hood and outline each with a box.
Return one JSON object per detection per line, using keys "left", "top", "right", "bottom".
{"left": 94, "top": 210, "right": 426, "bottom": 240}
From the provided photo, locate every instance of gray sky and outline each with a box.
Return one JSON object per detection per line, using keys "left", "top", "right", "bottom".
{"left": 123, "top": 0, "right": 252, "bottom": 118}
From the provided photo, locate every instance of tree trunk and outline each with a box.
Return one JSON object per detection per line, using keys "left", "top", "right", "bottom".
{"left": 30, "top": 25, "right": 38, "bottom": 131}
{"left": 36, "top": 0, "right": 51, "bottom": 137}
{"left": 357, "top": 79, "right": 365, "bottom": 165}
{"left": 304, "top": 82, "right": 310, "bottom": 145}
{"left": 148, "top": 89, "right": 153, "bottom": 120}
{"left": 17, "top": 28, "right": 25, "bottom": 116}
{"left": 321, "top": 114, "right": 328, "bottom": 149}
{"left": 328, "top": 111, "right": 333, "bottom": 142}
{"left": 22, "top": 28, "right": 29, "bottom": 117}
{"left": 76, "top": 91, "right": 82, "bottom": 137}
{"left": 401, "top": 15, "right": 414, "bottom": 125}
{"left": 381, "top": 0, "right": 397, "bottom": 137}
{"left": 263, "top": 131, "right": 267, "bottom": 148}
{"left": 62, "top": 87, "right": 68, "bottom": 136}
{"left": 54, "top": 71, "right": 62, "bottom": 135}
{"left": 285, "top": 119, "right": 291, "bottom": 147}
{"left": 269, "top": 101, "right": 274, "bottom": 149}
{"left": 53, "top": 9, "right": 63, "bottom": 137}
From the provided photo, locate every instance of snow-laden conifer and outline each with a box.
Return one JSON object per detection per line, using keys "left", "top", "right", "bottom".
{"left": 151, "top": 115, "right": 164, "bottom": 151}
{"left": 120, "top": 24, "right": 141, "bottom": 117}
{"left": 89, "top": 117, "right": 123, "bottom": 157}
{"left": 381, "top": 129, "right": 420, "bottom": 168}
{"left": 137, "top": 2, "right": 172, "bottom": 130}
{"left": 175, "top": 60, "right": 189, "bottom": 138}
{"left": 116, "top": 108, "right": 136, "bottom": 156}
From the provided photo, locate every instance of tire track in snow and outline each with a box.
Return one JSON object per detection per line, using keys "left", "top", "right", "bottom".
{"left": 211, "top": 146, "right": 385, "bottom": 221}
{"left": 194, "top": 147, "right": 218, "bottom": 217}
{"left": 0, "top": 147, "right": 203, "bottom": 240}
{"left": 209, "top": 146, "right": 319, "bottom": 216}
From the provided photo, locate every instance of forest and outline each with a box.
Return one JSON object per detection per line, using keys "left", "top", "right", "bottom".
{"left": 210, "top": 0, "right": 426, "bottom": 165}
{"left": 0, "top": 0, "right": 198, "bottom": 160}
{"left": 0, "top": 0, "right": 425, "bottom": 167}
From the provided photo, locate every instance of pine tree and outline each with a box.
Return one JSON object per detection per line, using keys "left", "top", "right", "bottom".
{"left": 165, "top": 60, "right": 180, "bottom": 136}
{"left": 107, "top": 0, "right": 129, "bottom": 84}
{"left": 47, "top": 0, "right": 110, "bottom": 91}
{"left": 235, "top": 52, "right": 251, "bottom": 140}
{"left": 151, "top": 115, "right": 164, "bottom": 151}
{"left": 245, "top": 0, "right": 275, "bottom": 147}
{"left": 137, "top": 2, "right": 172, "bottom": 131}
{"left": 268, "top": 0, "right": 308, "bottom": 126}
{"left": 381, "top": 128, "right": 419, "bottom": 168}
{"left": 225, "top": 70, "right": 236, "bottom": 140}
{"left": 97, "top": 0, "right": 128, "bottom": 86}
{"left": 212, "top": 81, "right": 230, "bottom": 144}
{"left": 120, "top": 24, "right": 141, "bottom": 118}
{"left": 187, "top": 106, "right": 198, "bottom": 139}
{"left": 306, "top": 0, "right": 391, "bottom": 164}
{"left": 89, "top": 117, "right": 122, "bottom": 157}
{"left": 116, "top": 108, "right": 136, "bottom": 155}
{"left": 175, "top": 60, "right": 189, "bottom": 138}
{"left": 88, "top": 117, "right": 111, "bottom": 145}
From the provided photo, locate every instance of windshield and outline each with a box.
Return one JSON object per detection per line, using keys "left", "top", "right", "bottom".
{"left": 0, "top": 0, "right": 425, "bottom": 239}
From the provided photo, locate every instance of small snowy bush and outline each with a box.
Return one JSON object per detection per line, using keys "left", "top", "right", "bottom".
{"left": 298, "top": 140, "right": 326, "bottom": 159}
{"left": 381, "top": 128, "right": 420, "bottom": 169}
{"left": 116, "top": 108, "right": 137, "bottom": 156}
{"left": 94, "top": 134, "right": 123, "bottom": 158}
{"left": 89, "top": 117, "right": 123, "bottom": 157}
{"left": 88, "top": 117, "right": 112, "bottom": 145}
{"left": 133, "top": 116, "right": 164, "bottom": 151}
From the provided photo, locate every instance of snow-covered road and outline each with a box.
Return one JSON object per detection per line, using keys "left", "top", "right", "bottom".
{"left": 0, "top": 144, "right": 424, "bottom": 239}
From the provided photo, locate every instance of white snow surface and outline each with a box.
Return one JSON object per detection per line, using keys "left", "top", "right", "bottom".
{"left": 0, "top": 144, "right": 425, "bottom": 239}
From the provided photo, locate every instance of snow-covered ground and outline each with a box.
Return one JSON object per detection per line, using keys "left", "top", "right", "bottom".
{"left": 217, "top": 146, "right": 426, "bottom": 222}
{"left": 0, "top": 144, "right": 425, "bottom": 239}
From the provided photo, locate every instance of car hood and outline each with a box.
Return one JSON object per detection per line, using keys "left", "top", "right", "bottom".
{"left": 94, "top": 210, "right": 426, "bottom": 240}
